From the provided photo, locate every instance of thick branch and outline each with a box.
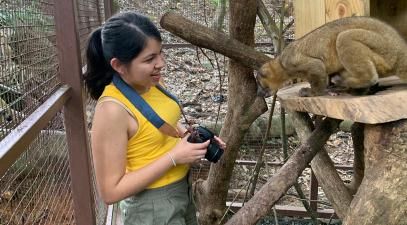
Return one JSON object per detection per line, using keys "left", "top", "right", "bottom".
{"left": 160, "top": 12, "right": 271, "bottom": 70}
{"left": 225, "top": 117, "right": 340, "bottom": 225}
{"left": 291, "top": 111, "right": 352, "bottom": 219}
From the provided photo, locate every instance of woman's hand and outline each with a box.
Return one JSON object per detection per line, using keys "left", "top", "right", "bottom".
{"left": 214, "top": 136, "right": 227, "bottom": 150}
{"left": 169, "top": 134, "right": 209, "bottom": 165}
{"left": 176, "top": 122, "right": 189, "bottom": 138}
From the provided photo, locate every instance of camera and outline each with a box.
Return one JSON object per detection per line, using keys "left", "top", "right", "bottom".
{"left": 187, "top": 126, "right": 224, "bottom": 163}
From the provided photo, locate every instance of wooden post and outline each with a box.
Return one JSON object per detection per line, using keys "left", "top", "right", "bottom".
{"left": 309, "top": 170, "right": 318, "bottom": 212}
{"left": 54, "top": 1, "right": 96, "bottom": 225}
{"left": 294, "top": 0, "right": 407, "bottom": 39}
{"left": 294, "top": 0, "right": 370, "bottom": 38}
{"left": 293, "top": 0, "right": 326, "bottom": 39}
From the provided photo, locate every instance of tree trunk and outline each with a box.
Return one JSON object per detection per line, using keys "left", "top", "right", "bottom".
{"left": 193, "top": 1, "right": 268, "bottom": 225}
{"left": 343, "top": 120, "right": 407, "bottom": 225}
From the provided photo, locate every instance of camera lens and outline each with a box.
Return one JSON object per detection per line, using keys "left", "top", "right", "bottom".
{"left": 205, "top": 141, "right": 224, "bottom": 163}
{"left": 187, "top": 126, "right": 224, "bottom": 163}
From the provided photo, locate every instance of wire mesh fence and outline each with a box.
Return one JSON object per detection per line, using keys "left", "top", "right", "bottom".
{"left": 0, "top": 0, "right": 106, "bottom": 224}
{"left": 77, "top": 0, "right": 105, "bottom": 66}
{"left": 0, "top": 113, "right": 74, "bottom": 225}
{"left": 0, "top": 0, "right": 60, "bottom": 140}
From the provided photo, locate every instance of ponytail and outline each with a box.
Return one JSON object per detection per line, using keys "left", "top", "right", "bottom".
{"left": 83, "top": 27, "right": 113, "bottom": 100}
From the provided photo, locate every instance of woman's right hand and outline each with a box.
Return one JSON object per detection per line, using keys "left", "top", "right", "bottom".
{"left": 169, "top": 134, "right": 209, "bottom": 165}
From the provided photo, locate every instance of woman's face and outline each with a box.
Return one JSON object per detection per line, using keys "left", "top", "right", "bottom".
{"left": 120, "top": 38, "right": 165, "bottom": 93}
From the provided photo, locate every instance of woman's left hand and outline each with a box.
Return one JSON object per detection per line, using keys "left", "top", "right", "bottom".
{"left": 214, "top": 136, "right": 226, "bottom": 150}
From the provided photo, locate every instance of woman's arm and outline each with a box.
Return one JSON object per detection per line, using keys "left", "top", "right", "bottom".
{"left": 91, "top": 102, "right": 208, "bottom": 204}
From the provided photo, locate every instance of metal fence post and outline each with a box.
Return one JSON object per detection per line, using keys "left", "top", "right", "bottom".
{"left": 54, "top": 1, "right": 96, "bottom": 225}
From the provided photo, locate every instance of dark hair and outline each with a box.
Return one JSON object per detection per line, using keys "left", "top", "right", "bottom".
{"left": 84, "top": 12, "right": 162, "bottom": 100}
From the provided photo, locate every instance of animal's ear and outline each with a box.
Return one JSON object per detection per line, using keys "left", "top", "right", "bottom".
{"left": 258, "top": 61, "right": 272, "bottom": 76}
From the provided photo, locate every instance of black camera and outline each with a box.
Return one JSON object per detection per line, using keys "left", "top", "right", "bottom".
{"left": 187, "top": 126, "right": 224, "bottom": 163}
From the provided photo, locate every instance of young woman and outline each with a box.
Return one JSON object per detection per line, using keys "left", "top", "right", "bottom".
{"left": 84, "top": 12, "right": 226, "bottom": 225}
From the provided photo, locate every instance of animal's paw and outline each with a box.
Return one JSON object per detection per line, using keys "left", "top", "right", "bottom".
{"left": 298, "top": 87, "right": 313, "bottom": 97}
{"left": 299, "top": 87, "right": 333, "bottom": 97}
{"left": 330, "top": 74, "right": 344, "bottom": 86}
{"left": 326, "top": 85, "right": 349, "bottom": 96}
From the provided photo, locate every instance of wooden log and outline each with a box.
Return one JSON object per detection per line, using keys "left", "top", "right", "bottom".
{"left": 160, "top": 12, "right": 271, "bottom": 70}
{"left": 224, "top": 117, "right": 340, "bottom": 225}
{"left": 277, "top": 78, "right": 407, "bottom": 124}
{"left": 343, "top": 120, "right": 407, "bottom": 225}
{"left": 290, "top": 111, "right": 352, "bottom": 219}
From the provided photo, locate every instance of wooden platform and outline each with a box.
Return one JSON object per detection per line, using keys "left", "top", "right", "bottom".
{"left": 277, "top": 77, "right": 407, "bottom": 124}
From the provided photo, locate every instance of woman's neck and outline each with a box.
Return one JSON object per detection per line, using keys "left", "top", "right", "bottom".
{"left": 132, "top": 84, "right": 150, "bottom": 95}
{"left": 120, "top": 75, "right": 150, "bottom": 94}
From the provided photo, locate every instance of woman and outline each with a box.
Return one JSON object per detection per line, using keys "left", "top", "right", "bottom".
{"left": 84, "top": 12, "right": 226, "bottom": 225}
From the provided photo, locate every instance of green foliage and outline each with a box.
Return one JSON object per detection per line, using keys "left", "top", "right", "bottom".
{"left": 210, "top": 0, "right": 220, "bottom": 7}
{"left": 210, "top": 0, "right": 228, "bottom": 7}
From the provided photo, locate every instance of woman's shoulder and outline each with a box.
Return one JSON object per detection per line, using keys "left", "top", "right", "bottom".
{"left": 100, "top": 83, "right": 120, "bottom": 97}
{"left": 95, "top": 98, "right": 130, "bottom": 120}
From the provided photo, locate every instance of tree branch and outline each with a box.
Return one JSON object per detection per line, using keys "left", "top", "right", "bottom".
{"left": 225, "top": 117, "right": 341, "bottom": 225}
{"left": 290, "top": 111, "right": 352, "bottom": 219}
{"left": 160, "top": 12, "right": 271, "bottom": 70}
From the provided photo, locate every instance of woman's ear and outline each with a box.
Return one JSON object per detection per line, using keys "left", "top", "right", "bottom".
{"left": 110, "top": 58, "right": 125, "bottom": 75}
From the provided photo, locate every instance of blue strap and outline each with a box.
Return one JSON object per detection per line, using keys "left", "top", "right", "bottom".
{"left": 112, "top": 74, "right": 180, "bottom": 129}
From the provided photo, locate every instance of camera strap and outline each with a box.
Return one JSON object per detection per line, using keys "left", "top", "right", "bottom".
{"left": 112, "top": 74, "right": 183, "bottom": 138}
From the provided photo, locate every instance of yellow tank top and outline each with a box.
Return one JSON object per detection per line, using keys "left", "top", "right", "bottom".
{"left": 99, "top": 83, "right": 189, "bottom": 188}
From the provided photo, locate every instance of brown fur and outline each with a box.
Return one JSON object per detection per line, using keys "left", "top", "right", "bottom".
{"left": 256, "top": 16, "right": 407, "bottom": 96}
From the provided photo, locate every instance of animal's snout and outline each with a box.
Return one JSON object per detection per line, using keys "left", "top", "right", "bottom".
{"left": 255, "top": 71, "right": 272, "bottom": 98}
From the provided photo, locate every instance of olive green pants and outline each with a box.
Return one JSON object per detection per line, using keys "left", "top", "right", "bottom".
{"left": 119, "top": 177, "right": 198, "bottom": 225}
